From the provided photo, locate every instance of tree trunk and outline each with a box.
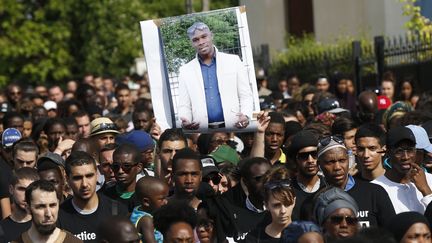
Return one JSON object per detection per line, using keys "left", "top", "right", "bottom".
{"left": 202, "top": 0, "right": 210, "bottom": 12}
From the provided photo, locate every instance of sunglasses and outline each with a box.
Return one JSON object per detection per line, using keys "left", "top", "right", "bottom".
{"left": 264, "top": 179, "right": 291, "bottom": 190}
{"left": 393, "top": 147, "right": 416, "bottom": 157}
{"left": 203, "top": 173, "right": 222, "bottom": 185}
{"left": 318, "top": 135, "right": 345, "bottom": 147}
{"left": 92, "top": 123, "right": 117, "bottom": 134}
{"left": 110, "top": 162, "right": 138, "bottom": 173}
{"left": 329, "top": 215, "right": 358, "bottom": 225}
{"left": 296, "top": 151, "right": 318, "bottom": 161}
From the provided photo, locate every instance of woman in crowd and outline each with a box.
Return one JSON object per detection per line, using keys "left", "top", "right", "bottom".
{"left": 386, "top": 212, "right": 431, "bottom": 243}
{"left": 314, "top": 187, "right": 359, "bottom": 241}
{"left": 382, "top": 71, "right": 396, "bottom": 102}
{"left": 396, "top": 77, "right": 419, "bottom": 108}
{"left": 241, "top": 166, "right": 295, "bottom": 242}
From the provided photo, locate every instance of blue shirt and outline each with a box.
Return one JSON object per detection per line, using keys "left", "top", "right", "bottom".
{"left": 344, "top": 175, "right": 356, "bottom": 191}
{"left": 199, "top": 56, "right": 225, "bottom": 123}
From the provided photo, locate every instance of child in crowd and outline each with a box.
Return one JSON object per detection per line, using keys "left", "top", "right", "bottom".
{"left": 130, "top": 176, "right": 169, "bottom": 243}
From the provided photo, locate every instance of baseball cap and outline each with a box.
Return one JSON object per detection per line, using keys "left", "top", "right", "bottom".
{"left": 406, "top": 125, "right": 432, "bottom": 153}
{"left": 387, "top": 126, "right": 416, "bottom": 148}
{"left": 116, "top": 130, "right": 154, "bottom": 151}
{"left": 377, "top": 95, "right": 392, "bottom": 110}
{"left": 2, "top": 128, "right": 22, "bottom": 148}
{"left": 201, "top": 156, "right": 219, "bottom": 177}
{"left": 313, "top": 187, "right": 359, "bottom": 225}
{"left": 317, "top": 98, "right": 348, "bottom": 114}
{"left": 43, "top": 101, "right": 57, "bottom": 111}
{"left": 37, "top": 152, "right": 65, "bottom": 168}
{"left": 90, "top": 117, "right": 120, "bottom": 136}
{"left": 210, "top": 144, "right": 240, "bottom": 165}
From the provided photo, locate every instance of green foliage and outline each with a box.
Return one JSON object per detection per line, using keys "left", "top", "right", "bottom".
{"left": 270, "top": 35, "right": 375, "bottom": 82}
{"left": 160, "top": 9, "right": 239, "bottom": 74}
{"left": 0, "top": 0, "right": 72, "bottom": 86}
{"left": 68, "top": 0, "right": 152, "bottom": 78}
{"left": 0, "top": 0, "right": 237, "bottom": 86}
{"left": 400, "top": 0, "right": 432, "bottom": 35}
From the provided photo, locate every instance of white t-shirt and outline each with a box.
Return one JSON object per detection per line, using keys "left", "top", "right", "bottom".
{"left": 371, "top": 172, "right": 432, "bottom": 214}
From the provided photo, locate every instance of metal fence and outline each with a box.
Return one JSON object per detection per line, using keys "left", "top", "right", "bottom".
{"left": 258, "top": 31, "right": 432, "bottom": 96}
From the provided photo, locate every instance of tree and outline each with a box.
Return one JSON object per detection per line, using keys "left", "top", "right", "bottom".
{"left": 400, "top": 0, "right": 432, "bottom": 35}
{"left": 0, "top": 0, "right": 237, "bottom": 86}
{"left": 0, "top": 0, "right": 72, "bottom": 86}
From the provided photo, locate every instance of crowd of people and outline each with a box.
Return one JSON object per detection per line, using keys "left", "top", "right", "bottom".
{"left": 0, "top": 69, "right": 431, "bottom": 243}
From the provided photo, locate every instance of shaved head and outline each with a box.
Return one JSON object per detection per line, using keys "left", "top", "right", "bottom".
{"left": 98, "top": 216, "right": 140, "bottom": 243}
{"left": 135, "top": 176, "right": 168, "bottom": 201}
{"left": 358, "top": 91, "right": 378, "bottom": 113}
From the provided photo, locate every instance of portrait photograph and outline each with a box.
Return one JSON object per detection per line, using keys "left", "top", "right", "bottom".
{"left": 140, "top": 6, "right": 260, "bottom": 133}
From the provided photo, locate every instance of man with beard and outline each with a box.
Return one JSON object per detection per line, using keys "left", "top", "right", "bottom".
{"left": 317, "top": 135, "right": 395, "bottom": 227}
{"left": 0, "top": 168, "right": 39, "bottom": 242}
{"left": 372, "top": 126, "right": 432, "bottom": 214}
{"left": 13, "top": 180, "right": 82, "bottom": 243}
{"left": 169, "top": 148, "right": 202, "bottom": 209}
{"left": 288, "top": 130, "right": 325, "bottom": 220}
{"left": 58, "top": 151, "right": 128, "bottom": 242}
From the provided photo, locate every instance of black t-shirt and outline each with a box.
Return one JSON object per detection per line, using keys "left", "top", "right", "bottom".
{"left": 353, "top": 172, "right": 373, "bottom": 182}
{"left": 239, "top": 226, "right": 280, "bottom": 243}
{"left": 202, "top": 196, "right": 270, "bottom": 242}
{"left": 347, "top": 179, "right": 395, "bottom": 227}
{"left": 0, "top": 216, "right": 31, "bottom": 243}
{"left": 102, "top": 185, "right": 139, "bottom": 212}
{"left": 57, "top": 193, "right": 128, "bottom": 243}
{"left": 221, "top": 183, "right": 247, "bottom": 210}
{"left": 291, "top": 176, "right": 325, "bottom": 221}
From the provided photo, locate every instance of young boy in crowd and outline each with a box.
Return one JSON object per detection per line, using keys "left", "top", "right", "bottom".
{"left": 130, "top": 176, "right": 169, "bottom": 243}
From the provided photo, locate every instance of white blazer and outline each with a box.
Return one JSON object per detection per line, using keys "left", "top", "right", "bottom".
{"left": 178, "top": 48, "right": 253, "bottom": 132}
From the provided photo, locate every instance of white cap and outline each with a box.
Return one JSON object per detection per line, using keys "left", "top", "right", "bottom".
{"left": 406, "top": 125, "right": 432, "bottom": 153}
{"left": 43, "top": 101, "right": 57, "bottom": 111}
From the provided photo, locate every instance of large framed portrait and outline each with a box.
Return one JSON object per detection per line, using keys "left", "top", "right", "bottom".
{"left": 140, "top": 6, "right": 260, "bottom": 133}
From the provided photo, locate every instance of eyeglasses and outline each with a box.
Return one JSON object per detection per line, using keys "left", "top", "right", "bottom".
{"left": 203, "top": 173, "right": 222, "bottom": 185}
{"left": 318, "top": 135, "right": 345, "bottom": 147}
{"left": 296, "top": 151, "right": 318, "bottom": 161}
{"left": 92, "top": 123, "right": 117, "bottom": 134}
{"left": 110, "top": 162, "right": 138, "bottom": 173}
{"left": 393, "top": 147, "right": 416, "bottom": 157}
{"left": 264, "top": 179, "right": 291, "bottom": 190}
{"left": 329, "top": 215, "right": 358, "bottom": 225}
